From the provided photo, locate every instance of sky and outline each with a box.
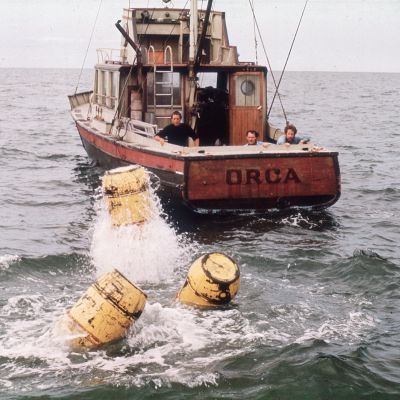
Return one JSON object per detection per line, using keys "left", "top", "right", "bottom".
{"left": 0, "top": 0, "right": 399, "bottom": 73}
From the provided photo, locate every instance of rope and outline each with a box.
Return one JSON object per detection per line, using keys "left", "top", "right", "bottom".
{"left": 74, "top": 0, "right": 103, "bottom": 94}
{"left": 267, "top": 0, "right": 309, "bottom": 120}
{"left": 247, "top": 0, "right": 288, "bottom": 124}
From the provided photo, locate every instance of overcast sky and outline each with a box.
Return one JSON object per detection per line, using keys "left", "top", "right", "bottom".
{"left": 0, "top": 0, "right": 399, "bottom": 72}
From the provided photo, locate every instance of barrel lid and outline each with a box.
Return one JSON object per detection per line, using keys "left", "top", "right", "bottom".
{"left": 105, "top": 165, "right": 141, "bottom": 175}
{"left": 102, "top": 166, "right": 149, "bottom": 195}
{"left": 201, "top": 253, "right": 239, "bottom": 283}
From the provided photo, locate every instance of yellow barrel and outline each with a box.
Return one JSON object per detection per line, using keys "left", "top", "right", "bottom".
{"left": 102, "top": 165, "right": 151, "bottom": 226}
{"left": 67, "top": 269, "right": 147, "bottom": 348}
{"left": 177, "top": 253, "right": 240, "bottom": 308}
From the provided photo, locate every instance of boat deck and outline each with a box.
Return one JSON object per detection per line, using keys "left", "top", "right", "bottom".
{"left": 71, "top": 104, "right": 336, "bottom": 159}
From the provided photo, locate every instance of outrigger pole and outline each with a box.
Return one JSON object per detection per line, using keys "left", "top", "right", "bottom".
{"left": 115, "top": 20, "right": 142, "bottom": 62}
{"left": 113, "top": 20, "right": 143, "bottom": 127}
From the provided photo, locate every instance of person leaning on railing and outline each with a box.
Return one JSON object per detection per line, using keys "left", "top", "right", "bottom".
{"left": 244, "top": 130, "right": 270, "bottom": 148}
{"left": 155, "top": 111, "right": 199, "bottom": 147}
{"left": 277, "top": 124, "right": 309, "bottom": 146}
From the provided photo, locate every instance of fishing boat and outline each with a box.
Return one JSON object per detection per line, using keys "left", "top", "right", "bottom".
{"left": 68, "top": 0, "right": 340, "bottom": 213}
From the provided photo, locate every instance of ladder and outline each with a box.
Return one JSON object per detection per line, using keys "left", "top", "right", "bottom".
{"left": 149, "top": 46, "right": 174, "bottom": 124}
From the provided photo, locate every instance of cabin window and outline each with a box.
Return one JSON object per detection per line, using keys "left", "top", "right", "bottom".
{"left": 94, "top": 70, "right": 119, "bottom": 108}
{"left": 93, "top": 70, "right": 99, "bottom": 103}
{"left": 147, "top": 72, "right": 181, "bottom": 106}
{"left": 100, "top": 71, "right": 107, "bottom": 105}
{"left": 107, "top": 71, "right": 119, "bottom": 109}
{"left": 111, "top": 72, "right": 119, "bottom": 108}
{"left": 106, "top": 71, "right": 112, "bottom": 108}
{"left": 95, "top": 70, "right": 105, "bottom": 105}
{"left": 240, "top": 79, "right": 255, "bottom": 96}
{"left": 234, "top": 74, "right": 260, "bottom": 106}
{"left": 198, "top": 72, "right": 218, "bottom": 88}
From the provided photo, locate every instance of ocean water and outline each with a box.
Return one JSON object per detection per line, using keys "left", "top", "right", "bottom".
{"left": 1, "top": 68, "right": 400, "bottom": 400}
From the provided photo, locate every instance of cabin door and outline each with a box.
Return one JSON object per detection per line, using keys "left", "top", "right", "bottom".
{"left": 229, "top": 72, "right": 265, "bottom": 145}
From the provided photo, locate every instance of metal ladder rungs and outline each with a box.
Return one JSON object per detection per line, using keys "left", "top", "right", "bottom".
{"left": 153, "top": 45, "right": 174, "bottom": 116}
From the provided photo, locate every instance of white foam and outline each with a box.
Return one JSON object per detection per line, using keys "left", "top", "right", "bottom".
{"left": 292, "top": 308, "right": 376, "bottom": 345}
{"left": 90, "top": 185, "right": 194, "bottom": 284}
{"left": 280, "top": 212, "right": 318, "bottom": 228}
{"left": 2, "top": 294, "right": 46, "bottom": 317}
{"left": 0, "top": 254, "right": 20, "bottom": 270}
{"left": 0, "top": 300, "right": 260, "bottom": 389}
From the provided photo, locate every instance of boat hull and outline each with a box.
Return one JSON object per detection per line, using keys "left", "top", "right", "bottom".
{"left": 76, "top": 122, "right": 340, "bottom": 212}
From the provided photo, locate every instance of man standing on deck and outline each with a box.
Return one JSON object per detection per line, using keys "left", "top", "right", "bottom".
{"left": 155, "top": 111, "right": 199, "bottom": 147}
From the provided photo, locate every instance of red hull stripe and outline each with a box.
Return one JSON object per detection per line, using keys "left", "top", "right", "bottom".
{"left": 77, "top": 124, "right": 185, "bottom": 173}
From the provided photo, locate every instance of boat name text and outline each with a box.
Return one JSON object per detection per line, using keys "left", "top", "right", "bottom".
{"left": 226, "top": 168, "right": 301, "bottom": 185}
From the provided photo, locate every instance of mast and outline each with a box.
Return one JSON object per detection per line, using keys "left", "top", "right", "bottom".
{"left": 188, "top": 0, "right": 213, "bottom": 128}
{"left": 189, "top": 0, "right": 198, "bottom": 62}
{"left": 195, "top": 0, "right": 213, "bottom": 68}
{"left": 187, "top": 0, "right": 198, "bottom": 128}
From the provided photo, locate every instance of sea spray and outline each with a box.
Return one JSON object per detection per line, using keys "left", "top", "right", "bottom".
{"left": 90, "top": 182, "right": 196, "bottom": 284}
{"left": 0, "top": 254, "right": 20, "bottom": 270}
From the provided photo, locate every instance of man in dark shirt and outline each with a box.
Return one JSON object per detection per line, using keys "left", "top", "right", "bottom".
{"left": 155, "top": 111, "right": 199, "bottom": 147}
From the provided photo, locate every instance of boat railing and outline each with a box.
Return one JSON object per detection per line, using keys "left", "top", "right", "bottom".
{"left": 94, "top": 93, "right": 118, "bottom": 109}
{"left": 147, "top": 45, "right": 156, "bottom": 65}
{"left": 146, "top": 45, "right": 173, "bottom": 66}
{"left": 68, "top": 91, "right": 93, "bottom": 110}
{"left": 122, "top": 118, "right": 158, "bottom": 138}
{"left": 96, "top": 48, "right": 127, "bottom": 64}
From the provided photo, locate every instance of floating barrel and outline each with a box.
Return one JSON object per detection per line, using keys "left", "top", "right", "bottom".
{"left": 102, "top": 165, "right": 151, "bottom": 226}
{"left": 177, "top": 253, "right": 240, "bottom": 308}
{"left": 67, "top": 269, "right": 147, "bottom": 348}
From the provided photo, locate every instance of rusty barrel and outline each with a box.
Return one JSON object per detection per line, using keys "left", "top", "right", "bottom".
{"left": 177, "top": 253, "right": 240, "bottom": 308}
{"left": 102, "top": 165, "right": 151, "bottom": 226}
{"left": 67, "top": 269, "right": 147, "bottom": 348}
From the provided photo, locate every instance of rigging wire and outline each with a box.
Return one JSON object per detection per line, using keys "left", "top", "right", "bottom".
{"left": 162, "top": 0, "right": 190, "bottom": 49}
{"left": 74, "top": 0, "right": 103, "bottom": 95}
{"left": 251, "top": 0, "right": 258, "bottom": 65}
{"left": 247, "top": 0, "right": 288, "bottom": 124}
{"left": 267, "top": 0, "right": 309, "bottom": 119}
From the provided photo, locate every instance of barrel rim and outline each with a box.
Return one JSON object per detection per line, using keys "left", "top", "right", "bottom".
{"left": 199, "top": 253, "right": 240, "bottom": 284}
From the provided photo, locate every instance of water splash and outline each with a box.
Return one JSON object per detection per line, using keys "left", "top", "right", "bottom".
{"left": 294, "top": 310, "right": 376, "bottom": 345}
{"left": 90, "top": 180, "right": 196, "bottom": 284}
{"left": 353, "top": 248, "right": 386, "bottom": 260}
{"left": 0, "top": 254, "right": 20, "bottom": 270}
{"left": 280, "top": 212, "right": 318, "bottom": 229}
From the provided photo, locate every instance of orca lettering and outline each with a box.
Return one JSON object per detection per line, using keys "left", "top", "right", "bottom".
{"left": 265, "top": 168, "right": 281, "bottom": 184}
{"left": 246, "top": 169, "right": 262, "bottom": 184}
{"left": 226, "top": 169, "right": 242, "bottom": 185}
{"left": 226, "top": 168, "right": 301, "bottom": 185}
{"left": 284, "top": 168, "right": 301, "bottom": 183}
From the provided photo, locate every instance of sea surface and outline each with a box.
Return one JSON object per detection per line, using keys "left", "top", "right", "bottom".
{"left": 1, "top": 68, "right": 400, "bottom": 400}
